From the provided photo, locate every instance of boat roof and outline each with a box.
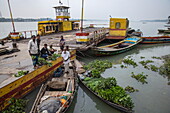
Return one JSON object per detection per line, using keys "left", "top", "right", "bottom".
{"left": 53, "top": 6, "right": 70, "bottom": 9}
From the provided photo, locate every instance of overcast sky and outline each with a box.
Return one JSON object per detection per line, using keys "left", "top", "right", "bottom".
{"left": 0, "top": 0, "right": 169, "bottom": 21}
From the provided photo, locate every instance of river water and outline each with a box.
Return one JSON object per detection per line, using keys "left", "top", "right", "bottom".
{"left": 1, "top": 21, "right": 170, "bottom": 113}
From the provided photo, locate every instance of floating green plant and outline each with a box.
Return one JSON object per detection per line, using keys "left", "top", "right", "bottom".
{"left": 125, "top": 86, "right": 139, "bottom": 93}
{"left": 140, "top": 56, "right": 145, "bottom": 59}
{"left": 159, "top": 56, "right": 170, "bottom": 76}
{"left": 84, "top": 60, "right": 112, "bottom": 78}
{"left": 149, "top": 65, "right": 159, "bottom": 72}
{"left": 152, "top": 56, "right": 162, "bottom": 60}
{"left": 120, "top": 65, "right": 127, "bottom": 68}
{"left": 139, "top": 60, "right": 154, "bottom": 66}
{"left": 131, "top": 72, "right": 148, "bottom": 84}
{"left": 123, "top": 58, "right": 138, "bottom": 68}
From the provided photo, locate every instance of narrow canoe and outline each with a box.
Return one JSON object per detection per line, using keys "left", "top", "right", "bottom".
{"left": 78, "top": 78, "right": 133, "bottom": 113}
{"left": 93, "top": 37, "right": 142, "bottom": 56}
{"left": 30, "top": 61, "right": 78, "bottom": 113}
{"left": 140, "top": 36, "right": 170, "bottom": 44}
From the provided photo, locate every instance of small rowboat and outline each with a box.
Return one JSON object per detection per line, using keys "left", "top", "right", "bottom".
{"left": 140, "top": 36, "right": 170, "bottom": 44}
{"left": 30, "top": 62, "right": 78, "bottom": 113}
{"left": 74, "top": 60, "right": 133, "bottom": 113}
{"left": 93, "top": 37, "right": 142, "bottom": 56}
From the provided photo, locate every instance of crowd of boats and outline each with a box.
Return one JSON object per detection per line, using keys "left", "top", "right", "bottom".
{"left": 0, "top": 1, "right": 170, "bottom": 112}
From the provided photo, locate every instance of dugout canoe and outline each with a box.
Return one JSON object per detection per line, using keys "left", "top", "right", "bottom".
{"left": 74, "top": 60, "right": 133, "bottom": 113}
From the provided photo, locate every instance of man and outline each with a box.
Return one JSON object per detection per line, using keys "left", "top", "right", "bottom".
{"left": 61, "top": 48, "right": 70, "bottom": 74}
{"left": 28, "top": 35, "right": 39, "bottom": 68}
{"left": 59, "top": 35, "right": 65, "bottom": 51}
{"left": 36, "top": 34, "right": 41, "bottom": 54}
{"left": 40, "top": 44, "right": 51, "bottom": 60}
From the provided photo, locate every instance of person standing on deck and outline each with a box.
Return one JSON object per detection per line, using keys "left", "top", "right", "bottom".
{"left": 59, "top": 35, "right": 65, "bottom": 51}
{"left": 28, "top": 35, "right": 39, "bottom": 68}
{"left": 36, "top": 34, "right": 41, "bottom": 55}
{"left": 61, "top": 48, "right": 70, "bottom": 74}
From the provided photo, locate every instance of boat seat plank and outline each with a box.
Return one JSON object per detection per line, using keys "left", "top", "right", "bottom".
{"left": 44, "top": 91, "right": 66, "bottom": 97}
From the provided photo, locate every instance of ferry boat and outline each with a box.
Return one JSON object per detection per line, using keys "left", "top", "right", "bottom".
{"left": 38, "top": 5, "right": 79, "bottom": 36}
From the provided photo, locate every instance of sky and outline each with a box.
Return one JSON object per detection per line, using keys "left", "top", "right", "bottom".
{"left": 0, "top": 0, "right": 170, "bottom": 21}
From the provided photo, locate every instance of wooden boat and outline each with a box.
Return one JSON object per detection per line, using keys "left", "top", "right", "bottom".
{"left": 140, "top": 36, "right": 170, "bottom": 44}
{"left": 30, "top": 61, "right": 78, "bottom": 113}
{"left": 0, "top": 50, "right": 76, "bottom": 111}
{"left": 74, "top": 60, "right": 133, "bottom": 113}
{"left": 93, "top": 37, "right": 142, "bottom": 56}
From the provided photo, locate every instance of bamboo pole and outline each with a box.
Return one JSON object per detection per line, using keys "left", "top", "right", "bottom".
{"left": 7, "top": 0, "right": 16, "bottom": 33}
{"left": 80, "top": 0, "right": 84, "bottom": 33}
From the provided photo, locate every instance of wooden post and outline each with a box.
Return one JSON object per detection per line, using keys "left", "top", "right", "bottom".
{"left": 24, "top": 31, "right": 27, "bottom": 38}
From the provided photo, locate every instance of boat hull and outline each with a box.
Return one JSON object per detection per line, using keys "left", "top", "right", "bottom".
{"left": 141, "top": 36, "right": 170, "bottom": 44}
{"left": 0, "top": 50, "right": 76, "bottom": 111}
{"left": 95, "top": 44, "right": 138, "bottom": 56}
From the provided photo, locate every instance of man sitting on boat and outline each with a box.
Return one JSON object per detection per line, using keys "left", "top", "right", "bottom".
{"left": 61, "top": 48, "right": 70, "bottom": 74}
{"left": 40, "top": 44, "right": 51, "bottom": 60}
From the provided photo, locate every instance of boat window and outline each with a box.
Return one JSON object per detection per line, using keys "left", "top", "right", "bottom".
{"left": 115, "top": 22, "right": 121, "bottom": 29}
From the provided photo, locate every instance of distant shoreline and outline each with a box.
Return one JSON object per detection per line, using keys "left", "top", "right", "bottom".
{"left": 0, "top": 17, "right": 167, "bottom": 22}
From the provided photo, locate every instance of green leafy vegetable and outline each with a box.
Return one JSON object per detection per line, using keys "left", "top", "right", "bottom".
{"left": 2, "top": 98, "right": 28, "bottom": 113}
{"left": 14, "top": 70, "right": 28, "bottom": 77}
{"left": 48, "top": 54, "right": 61, "bottom": 61}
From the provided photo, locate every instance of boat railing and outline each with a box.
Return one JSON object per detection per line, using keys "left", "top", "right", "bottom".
{"left": 19, "top": 30, "right": 38, "bottom": 38}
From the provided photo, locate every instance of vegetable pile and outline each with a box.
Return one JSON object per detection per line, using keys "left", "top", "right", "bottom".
{"left": 2, "top": 98, "right": 27, "bottom": 113}
{"left": 48, "top": 53, "right": 61, "bottom": 61}
{"left": 38, "top": 57, "right": 52, "bottom": 67}
{"left": 83, "top": 77, "right": 134, "bottom": 109}
{"left": 14, "top": 70, "right": 28, "bottom": 77}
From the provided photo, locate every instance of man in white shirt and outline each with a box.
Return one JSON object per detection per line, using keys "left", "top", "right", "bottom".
{"left": 28, "top": 35, "right": 39, "bottom": 68}
{"left": 61, "top": 48, "right": 70, "bottom": 74}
